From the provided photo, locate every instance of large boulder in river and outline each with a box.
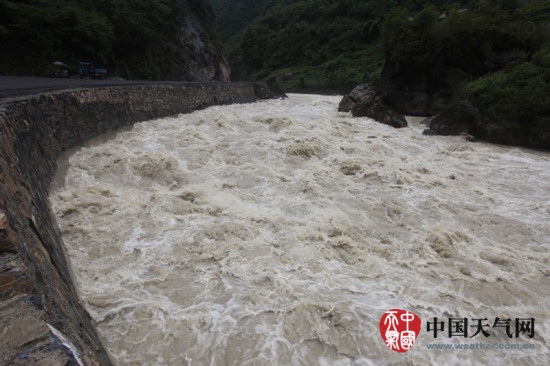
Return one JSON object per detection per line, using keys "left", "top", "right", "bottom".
{"left": 339, "top": 83, "right": 407, "bottom": 129}
{"left": 352, "top": 102, "right": 408, "bottom": 129}
{"left": 253, "top": 77, "right": 288, "bottom": 100}
{"left": 265, "top": 76, "right": 288, "bottom": 99}
{"left": 426, "top": 100, "right": 550, "bottom": 149}
{"left": 338, "top": 83, "right": 377, "bottom": 112}
{"left": 426, "top": 100, "right": 482, "bottom": 136}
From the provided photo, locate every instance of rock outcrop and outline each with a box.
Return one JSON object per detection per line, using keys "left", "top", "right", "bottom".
{"left": 424, "top": 100, "right": 482, "bottom": 136}
{"left": 380, "top": 61, "right": 468, "bottom": 116}
{"left": 424, "top": 100, "right": 550, "bottom": 149}
{"left": 338, "top": 83, "right": 378, "bottom": 112}
{"left": 253, "top": 77, "right": 288, "bottom": 100}
{"left": 167, "top": 1, "right": 231, "bottom": 81}
{"left": 352, "top": 102, "right": 408, "bottom": 129}
{"left": 339, "top": 83, "right": 407, "bottom": 129}
{"left": 380, "top": 11, "right": 533, "bottom": 118}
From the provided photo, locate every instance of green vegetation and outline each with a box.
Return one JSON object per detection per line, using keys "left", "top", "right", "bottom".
{"left": 226, "top": 0, "right": 400, "bottom": 91}
{"left": 209, "top": 0, "right": 268, "bottom": 43}
{"left": 260, "top": 42, "right": 383, "bottom": 94}
{"left": 0, "top": 0, "right": 218, "bottom": 79}
{"left": 382, "top": 0, "right": 549, "bottom": 143}
{"left": 383, "top": 3, "right": 546, "bottom": 75}
{"left": 216, "top": 1, "right": 548, "bottom": 92}
{"left": 461, "top": 45, "right": 550, "bottom": 135}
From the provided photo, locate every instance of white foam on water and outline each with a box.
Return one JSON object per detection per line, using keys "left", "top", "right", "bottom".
{"left": 50, "top": 94, "right": 550, "bottom": 365}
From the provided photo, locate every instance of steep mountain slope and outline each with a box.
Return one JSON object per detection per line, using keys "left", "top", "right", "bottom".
{"left": 0, "top": 0, "right": 229, "bottom": 81}
{"left": 217, "top": 0, "right": 548, "bottom": 96}
{"left": 168, "top": 0, "right": 230, "bottom": 81}
{"left": 210, "top": 0, "right": 268, "bottom": 42}
{"left": 226, "top": 0, "right": 395, "bottom": 90}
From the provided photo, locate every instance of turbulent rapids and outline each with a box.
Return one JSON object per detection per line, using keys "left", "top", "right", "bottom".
{"left": 50, "top": 94, "right": 549, "bottom": 365}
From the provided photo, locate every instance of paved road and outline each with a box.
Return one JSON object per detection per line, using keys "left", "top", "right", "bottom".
{"left": 0, "top": 75, "right": 204, "bottom": 99}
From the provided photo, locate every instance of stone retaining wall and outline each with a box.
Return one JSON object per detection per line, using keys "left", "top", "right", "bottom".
{"left": 0, "top": 82, "right": 260, "bottom": 365}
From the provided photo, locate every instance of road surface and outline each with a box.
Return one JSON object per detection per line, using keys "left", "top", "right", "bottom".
{"left": 0, "top": 75, "right": 205, "bottom": 99}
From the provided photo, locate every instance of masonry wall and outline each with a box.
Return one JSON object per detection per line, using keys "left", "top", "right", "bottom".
{"left": 0, "top": 82, "right": 260, "bottom": 365}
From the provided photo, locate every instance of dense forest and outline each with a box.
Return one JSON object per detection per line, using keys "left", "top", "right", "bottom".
{"left": 212, "top": 0, "right": 392, "bottom": 89}
{"left": 212, "top": 0, "right": 549, "bottom": 92}
{"left": 0, "top": 0, "right": 224, "bottom": 80}
{"left": 209, "top": 0, "right": 268, "bottom": 43}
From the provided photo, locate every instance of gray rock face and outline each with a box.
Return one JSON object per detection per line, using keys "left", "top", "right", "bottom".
{"left": 253, "top": 77, "right": 288, "bottom": 99}
{"left": 427, "top": 100, "right": 550, "bottom": 149}
{"left": 338, "top": 83, "right": 377, "bottom": 112}
{"left": 166, "top": 1, "right": 231, "bottom": 81}
{"left": 339, "top": 83, "right": 408, "bottom": 129}
{"left": 352, "top": 102, "right": 408, "bottom": 129}
{"left": 426, "top": 100, "right": 482, "bottom": 136}
{"left": 381, "top": 62, "right": 468, "bottom": 116}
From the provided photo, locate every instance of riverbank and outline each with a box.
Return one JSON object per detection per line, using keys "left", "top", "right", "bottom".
{"left": 0, "top": 81, "right": 266, "bottom": 365}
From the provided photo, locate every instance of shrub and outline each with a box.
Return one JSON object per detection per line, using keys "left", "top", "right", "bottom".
{"left": 461, "top": 60, "right": 550, "bottom": 129}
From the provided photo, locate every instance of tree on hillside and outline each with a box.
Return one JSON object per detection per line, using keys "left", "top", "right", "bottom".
{"left": 0, "top": 0, "right": 113, "bottom": 74}
{"left": 0, "top": 0, "right": 224, "bottom": 79}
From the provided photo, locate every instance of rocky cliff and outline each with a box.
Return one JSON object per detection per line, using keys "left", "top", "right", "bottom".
{"left": 167, "top": 0, "right": 231, "bottom": 81}
{"left": 380, "top": 60, "right": 467, "bottom": 116}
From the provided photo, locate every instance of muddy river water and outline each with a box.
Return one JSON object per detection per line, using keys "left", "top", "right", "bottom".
{"left": 50, "top": 94, "right": 549, "bottom": 365}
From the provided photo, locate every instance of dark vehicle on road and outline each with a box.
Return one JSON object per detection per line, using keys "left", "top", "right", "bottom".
{"left": 79, "top": 62, "right": 107, "bottom": 79}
